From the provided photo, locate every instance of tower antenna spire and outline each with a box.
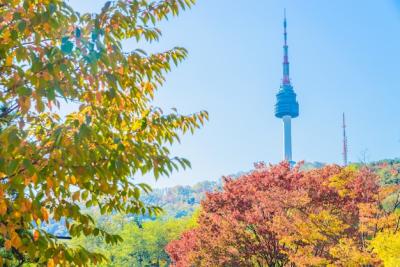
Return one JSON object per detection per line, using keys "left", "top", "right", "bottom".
{"left": 342, "top": 113, "right": 348, "bottom": 166}
{"left": 275, "top": 10, "right": 299, "bottom": 163}
{"left": 282, "top": 8, "right": 290, "bottom": 85}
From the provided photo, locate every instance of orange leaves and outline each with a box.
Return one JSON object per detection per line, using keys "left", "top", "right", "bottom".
{"left": 41, "top": 207, "right": 49, "bottom": 222}
{"left": 47, "top": 259, "right": 55, "bottom": 267}
{"left": 0, "top": 0, "right": 204, "bottom": 265}
{"left": 33, "top": 230, "right": 40, "bottom": 241}
{"left": 42, "top": 23, "right": 51, "bottom": 33}
{"left": 3, "top": 12, "right": 13, "bottom": 24}
{"left": 10, "top": 231, "right": 22, "bottom": 249}
{"left": 0, "top": 200, "right": 7, "bottom": 216}
{"left": 70, "top": 175, "right": 77, "bottom": 185}
{"left": 46, "top": 177, "right": 54, "bottom": 189}
{"left": 4, "top": 231, "right": 23, "bottom": 251}
{"left": 167, "top": 164, "right": 383, "bottom": 266}
{"left": 4, "top": 240, "right": 11, "bottom": 251}
{"left": 5, "top": 54, "right": 13, "bottom": 67}
{"left": 95, "top": 91, "right": 103, "bottom": 103}
{"left": 72, "top": 191, "right": 80, "bottom": 202}
{"left": 31, "top": 173, "right": 38, "bottom": 184}
{"left": 379, "top": 185, "right": 400, "bottom": 201}
{"left": 21, "top": 199, "right": 32, "bottom": 213}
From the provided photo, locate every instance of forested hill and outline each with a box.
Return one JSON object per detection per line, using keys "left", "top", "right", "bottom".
{"left": 43, "top": 159, "right": 400, "bottom": 237}
{"left": 42, "top": 180, "right": 222, "bottom": 237}
{"left": 141, "top": 180, "right": 222, "bottom": 218}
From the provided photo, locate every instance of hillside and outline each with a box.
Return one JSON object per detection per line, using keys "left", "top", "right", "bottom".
{"left": 43, "top": 159, "right": 400, "bottom": 237}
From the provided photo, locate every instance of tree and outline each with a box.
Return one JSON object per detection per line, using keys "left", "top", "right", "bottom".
{"left": 167, "top": 163, "right": 397, "bottom": 266}
{"left": 0, "top": 0, "right": 206, "bottom": 265}
{"left": 71, "top": 211, "right": 198, "bottom": 267}
{"left": 370, "top": 231, "right": 400, "bottom": 267}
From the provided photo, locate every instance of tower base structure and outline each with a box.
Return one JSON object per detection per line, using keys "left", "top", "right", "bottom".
{"left": 283, "top": 115, "right": 293, "bottom": 162}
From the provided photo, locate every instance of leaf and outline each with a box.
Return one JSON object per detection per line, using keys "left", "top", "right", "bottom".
{"left": 18, "top": 21, "right": 26, "bottom": 32}
{"left": 23, "top": 159, "right": 35, "bottom": 174}
{"left": 72, "top": 191, "right": 80, "bottom": 201}
{"left": 0, "top": 200, "right": 7, "bottom": 216}
{"left": 33, "top": 230, "right": 40, "bottom": 241}
{"left": 61, "top": 37, "right": 74, "bottom": 54}
{"left": 11, "top": 233, "right": 22, "bottom": 249}
{"left": 31, "top": 173, "right": 38, "bottom": 184}
{"left": 49, "top": 3, "right": 56, "bottom": 15}
{"left": 41, "top": 207, "right": 49, "bottom": 222}
{"left": 4, "top": 240, "right": 11, "bottom": 251}
{"left": 70, "top": 175, "right": 77, "bottom": 185}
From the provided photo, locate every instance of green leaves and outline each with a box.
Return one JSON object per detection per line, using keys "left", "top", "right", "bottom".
{"left": 0, "top": 0, "right": 206, "bottom": 265}
{"left": 16, "top": 86, "right": 32, "bottom": 96}
{"left": 17, "top": 21, "right": 26, "bottom": 32}
{"left": 61, "top": 36, "right": 73, "bottom": 54}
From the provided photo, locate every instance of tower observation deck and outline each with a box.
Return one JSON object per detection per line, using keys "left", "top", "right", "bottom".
{"left": 275, "top": 10, "right": 299, "bottom": 162}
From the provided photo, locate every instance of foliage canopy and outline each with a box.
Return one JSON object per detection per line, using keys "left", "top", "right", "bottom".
{"left": 167, "top": 163, "right": 400, "bottom": 266}
{"left": 0, "top": 0, "right": 206, "bottom": 265}
{"left": 71, "top": 212, "right": 197, "bottom": 267}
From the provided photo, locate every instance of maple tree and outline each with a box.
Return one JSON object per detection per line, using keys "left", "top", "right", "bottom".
{"left": 0, "top": 0, "right": 207, "bottom": 266}
{"left": 167, "top": 163, "right": 400, "bottom": 266}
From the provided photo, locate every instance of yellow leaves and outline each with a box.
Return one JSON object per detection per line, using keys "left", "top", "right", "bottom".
{"left": 286, "top": 209, "right": 348, "bottom": 251}
{"left": 47, "top": 259, "right": 55, "bottom": 267}
{"left": 328, "top": 167, "right": 357, "bottom": 198}
{"left": 379, "top": 185, "right": 400, "bottom": 202}
{"left": 310, "top": 210, "right": 348, "bottom": 235}
{"left": 41, "top": 71, "right": 53, "bottom": 81}
{"left": 70, "top": 175, "right": 77, "bottom": 185}
{"left": 13, "top": 211, "right": 21, "bottom": 219}
{"left": 100, "top": 182, "right": 111, "bottom": 193}
{"left": 0, "top": 200, "right": 7, "bottom": 216}
{"left": 43, "top": 23, "right": 51, "bottom": 33}
{"left": 142, "top": 82, "right": 155, "bottom": 98}
{"left": 370, "top": 231, "right": 400, "bottom": 267}
{"left": 0, "top": 1, "right": 204, "bottom": 266}
{"left": 358, "top": 203, "right": 379, "bottom": 234}
{"left": 5, "top": 54, "right": 13, "bottom": 66}
{"left": 1, "top": 30, "right": 11, "bottom": 44}
{"left": 19, "top": 97, "right": 31, "bottom": 114}
{"left": 329, "top": 238, "right": 375, "bottom": 266}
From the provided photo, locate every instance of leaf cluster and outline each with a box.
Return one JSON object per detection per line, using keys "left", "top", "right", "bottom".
{"left": 0, "top": 0, "right": 205, "bottom": 265}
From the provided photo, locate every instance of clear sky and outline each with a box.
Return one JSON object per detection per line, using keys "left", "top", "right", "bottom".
{"left": 67, "top": 0, "right": 400, "bottom": 187}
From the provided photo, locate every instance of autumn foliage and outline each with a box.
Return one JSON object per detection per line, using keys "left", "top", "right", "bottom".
{"left": 167, "top": 163, "right": 400, "bottom": 266}
{"left": 0, "top": 0, "right": 206, "bottom": 266}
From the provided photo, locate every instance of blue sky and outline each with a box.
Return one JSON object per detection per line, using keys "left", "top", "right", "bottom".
{"left": 67, "top": 0, "right": 400, "bottom": 187}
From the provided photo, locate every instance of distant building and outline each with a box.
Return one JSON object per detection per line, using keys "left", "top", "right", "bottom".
{"left": 275, "top": 10, "right": 299, "bottom": 163}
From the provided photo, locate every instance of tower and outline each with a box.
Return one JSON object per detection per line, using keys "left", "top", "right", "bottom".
{"left": 275, "top": 10, "right": 299, "bottom": 162}
{"left": 342, "top": 113, "right": 348, "bottom": 166}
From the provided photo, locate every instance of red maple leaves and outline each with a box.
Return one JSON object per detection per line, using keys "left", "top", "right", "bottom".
{"left": 167, "top": 162, "right": 395, "bottom": 266}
